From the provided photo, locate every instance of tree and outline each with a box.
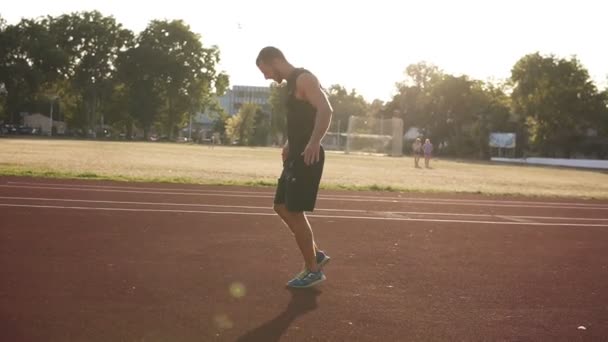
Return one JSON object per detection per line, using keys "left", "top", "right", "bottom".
{"left": 0, "top": 17, "right": 6, "bottom": 121}
{"left": 138, "top": 20, "right": 228, "bottom": 139}
{"left": 103, "top": 82, "right": 133, "bottom": 138}
{"left": 0, "top": 17, "right": 68, "bottom": 123}
{"left": 114, "top": 32, "right": 163, "bottom": 139}
{"left": 182, "top": 70, "right": 229, "bottom": 142}
{"left": 225, "top": 103, "right": 258, "bottom": 145}
{"left": 327, "top": 85, "right": 368, "bottom": 133}
{"left": 251, "top": 108, "right": 271, "bottom": 146}
{"left": 48, "top": 11, "right": 132, "bottom": 134}
{"left": 368, "top": 99, "right": 385, "bottom": 118}
{"left": 212, "top": 109, "right": 229, "bottom": 143}
{"left": 388, "top": 62, "right": 515, "bottom": 158}
{"left": 268, "top": 82, "right": 288, "bottom": 144}
{"left": 473, "top": 82, "right": 514, "bottom": 158}
{"left": 390, "top": 62, "right": 444, "bottom": 133}
{"left": 402, "top": 62, "right": 442, "bottom": 89}
{"left": 511, "top": 52, "right": 605, "bottom": 157}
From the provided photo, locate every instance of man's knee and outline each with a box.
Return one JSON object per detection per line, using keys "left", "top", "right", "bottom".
{"left": 274, "top": 204, "right": 304, "bottom": 220}
{"left": 274, "top": 203, "right": 286, "bottom": 216}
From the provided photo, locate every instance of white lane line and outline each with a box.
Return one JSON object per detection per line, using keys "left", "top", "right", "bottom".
{"left": 0, "top": 203, "right": 277, "bottom": 217}
{"left": 6, "top": 181, "right": 273, "bottom": 195}
{"left": 387, "top": 211, "right": 608, "bottom": 221}
{"left": 6, "top": 181, "right": 608, "bottom": 209}
{"left": 0, "top": 196, "right": 366, "bottom": 213}
{"left": 318, "top": 196, "right": 608, "bottom": 210}
{"left": 2, "top": 203, "right": 608, "bottom": 228}
{"left": 0, "top": 185, "right": 275, "bottom": 199}
{"left": 2, "top": 196, "right": 607, "bottom": 222}
{"left": 496, "top": 215, "right": 534, "bottom": 224}
{"left": 1, "top": 184, "right": 606, "bottom": 210}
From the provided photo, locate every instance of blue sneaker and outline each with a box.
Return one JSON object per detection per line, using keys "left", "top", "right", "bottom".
{"left": 294, "top": 251, "right": 331, "bottom": 280}
{"left": 316, "top": 250, "right": 331, "bottom": 268}
{"left": 287, "top": 270, "right": 326, "bottom": 288}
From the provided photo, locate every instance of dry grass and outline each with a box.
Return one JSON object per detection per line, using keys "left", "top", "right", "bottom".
{"left": 1, "top": 138, "right": 607, "bottom": 199}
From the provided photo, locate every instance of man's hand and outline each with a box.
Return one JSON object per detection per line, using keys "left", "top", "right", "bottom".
{"left": 301, "top": 141, "right": 321, "bottom": 166}
{"left": 282, "top": 143, "right": 289, "bottom": 162}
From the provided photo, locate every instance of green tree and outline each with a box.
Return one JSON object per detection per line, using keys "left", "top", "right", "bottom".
{"left": 212, "top": 109, "right": 229, "bottom": 143}
{"left": 327, "top": 85, "right": 368, "bottom": 133}
{"left": 50, "top": 11, "right": 133, "bottom": 134}
{"left": 268, "top": 82, "right": 288, "bottom": 144}
{"left": 104, "top": 82, "right": 133, "bottom": 138}
{"left": 251, "top": 108, "right": 271, "bottom": 146}
{"left": 473, "top": 82, "right": 514, "bottom": 158}
{"left": 368, "top": 99, "right": 385, "bottom": 118}
{"left": 114, "top": 33, "right": 163, "bottom": 139}
{"left": 0, "top": 16, "right": 6, "bottom": 121}
{"left": 511, "top": 52, "right": 605, "bottom": 157}
{"left": 0, "top": 17, "right": 68, "bottom": 123}
{"left": 225, "top": 103, "right": 258, "bottom": 145}
{"left": 138, "top": 20, "right": 228, "bottom": 139}
{"left": 388, "top": 62, "right": 515, "bottom": 158}
{"left": 390, "top": 62, "right": 444, "bottom": 133}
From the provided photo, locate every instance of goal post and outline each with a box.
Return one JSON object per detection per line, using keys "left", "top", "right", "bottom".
{"left": 345, "top": 116, "right": 403, "bottom": 156}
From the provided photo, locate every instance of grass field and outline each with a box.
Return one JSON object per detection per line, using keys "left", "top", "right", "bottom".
{"left": 1, "top": 138, "right": 607, "bottom": 199}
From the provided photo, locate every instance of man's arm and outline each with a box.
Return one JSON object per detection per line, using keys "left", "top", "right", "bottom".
{"left": 298, "top": 73, "right": 333, "bottom": 165}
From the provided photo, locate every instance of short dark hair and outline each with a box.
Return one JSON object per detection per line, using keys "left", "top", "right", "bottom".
{"left": 256, "top": 46, "right": 286, "bottom": 66}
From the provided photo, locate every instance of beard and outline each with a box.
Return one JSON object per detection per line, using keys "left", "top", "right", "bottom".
{"left": 271, "top": 66, "right": 284, "bottom": 83}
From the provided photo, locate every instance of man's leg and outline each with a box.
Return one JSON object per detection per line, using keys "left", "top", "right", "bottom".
{"left": 274, "top": 203, "right": 321, "bottom": 254}
{"left": 274, "top": 204, "right": 319, "bottom": 272}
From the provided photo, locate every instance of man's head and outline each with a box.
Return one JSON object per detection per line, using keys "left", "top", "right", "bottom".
{"left": 256, "top": 46, "right": 289, "bottom": 83}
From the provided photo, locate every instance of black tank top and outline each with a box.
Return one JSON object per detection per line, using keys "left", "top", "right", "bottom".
{"left": 286, "top": 68, "right": 317, "bottom": 159}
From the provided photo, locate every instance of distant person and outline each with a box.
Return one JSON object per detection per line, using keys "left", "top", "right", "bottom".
{"left": 423, "top": 138, "right": 433, "bottom": 168}
{"left": 256, "top": 46, "right": 333, "bottom": 288}
{"left": 210, "top": 133, "right": 219, "bottom": 149}
{"left": 412, "top": 137, "right": 422, "bottom": 168}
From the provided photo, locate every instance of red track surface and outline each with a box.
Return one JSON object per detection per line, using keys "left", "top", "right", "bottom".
{"left": 1, "top": 176, "right": 607, "bottom": 341}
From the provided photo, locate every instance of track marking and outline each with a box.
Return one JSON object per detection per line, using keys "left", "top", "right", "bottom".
{"left": 496, "top": 215, "right": 534, "bottom": 224}
{"left": 2, "top": 203, "right": 608, "bottom": 228}
{"left": 2, "top": 184, "right": 607, "bottom": 210}
{"left": 6, "top": 181, "right": 608, "bottom": 208}
{"left": 2, "top": 196, "right": 607, "bottom": 222}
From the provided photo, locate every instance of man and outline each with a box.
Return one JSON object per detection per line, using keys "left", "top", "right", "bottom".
{"left": 256, "top": 46, "right": 333, "bottom": 288}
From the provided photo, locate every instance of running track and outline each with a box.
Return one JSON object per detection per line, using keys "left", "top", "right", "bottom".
{"left": 1, "top": 176, "right": 607, "bottom": 341}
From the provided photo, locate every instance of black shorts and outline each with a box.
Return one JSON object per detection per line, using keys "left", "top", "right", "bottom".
{"left": 274, "top": 147, "right": 325, "bottom": 212}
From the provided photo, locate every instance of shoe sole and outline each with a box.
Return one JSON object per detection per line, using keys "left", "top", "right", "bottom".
{"left": 287, "top": 274, "right": 327, "bottom": 288}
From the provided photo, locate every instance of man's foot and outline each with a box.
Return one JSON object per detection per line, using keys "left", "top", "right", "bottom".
{"left": 316, "top": 250, "right": 331, "bottom": 268}
{"left": 294, "top": 250, "right": 331, "bottom": 279}
{"left": 286, "top": 270, "right": 326, "bottom": 288}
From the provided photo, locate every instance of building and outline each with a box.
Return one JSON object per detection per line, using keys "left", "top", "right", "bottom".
{"left": 183, "top": 85, "right": 272, "bottom": 144}
{"left": 22, "top": 113, "right": 67, "bottom": 135}
{"left": 218, "top": 85, "right": 271, "bottom": 116}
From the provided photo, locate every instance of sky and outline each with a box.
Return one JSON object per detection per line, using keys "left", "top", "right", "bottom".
{"left": 3, "top": 0, "right": 607, "bottom": 102}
